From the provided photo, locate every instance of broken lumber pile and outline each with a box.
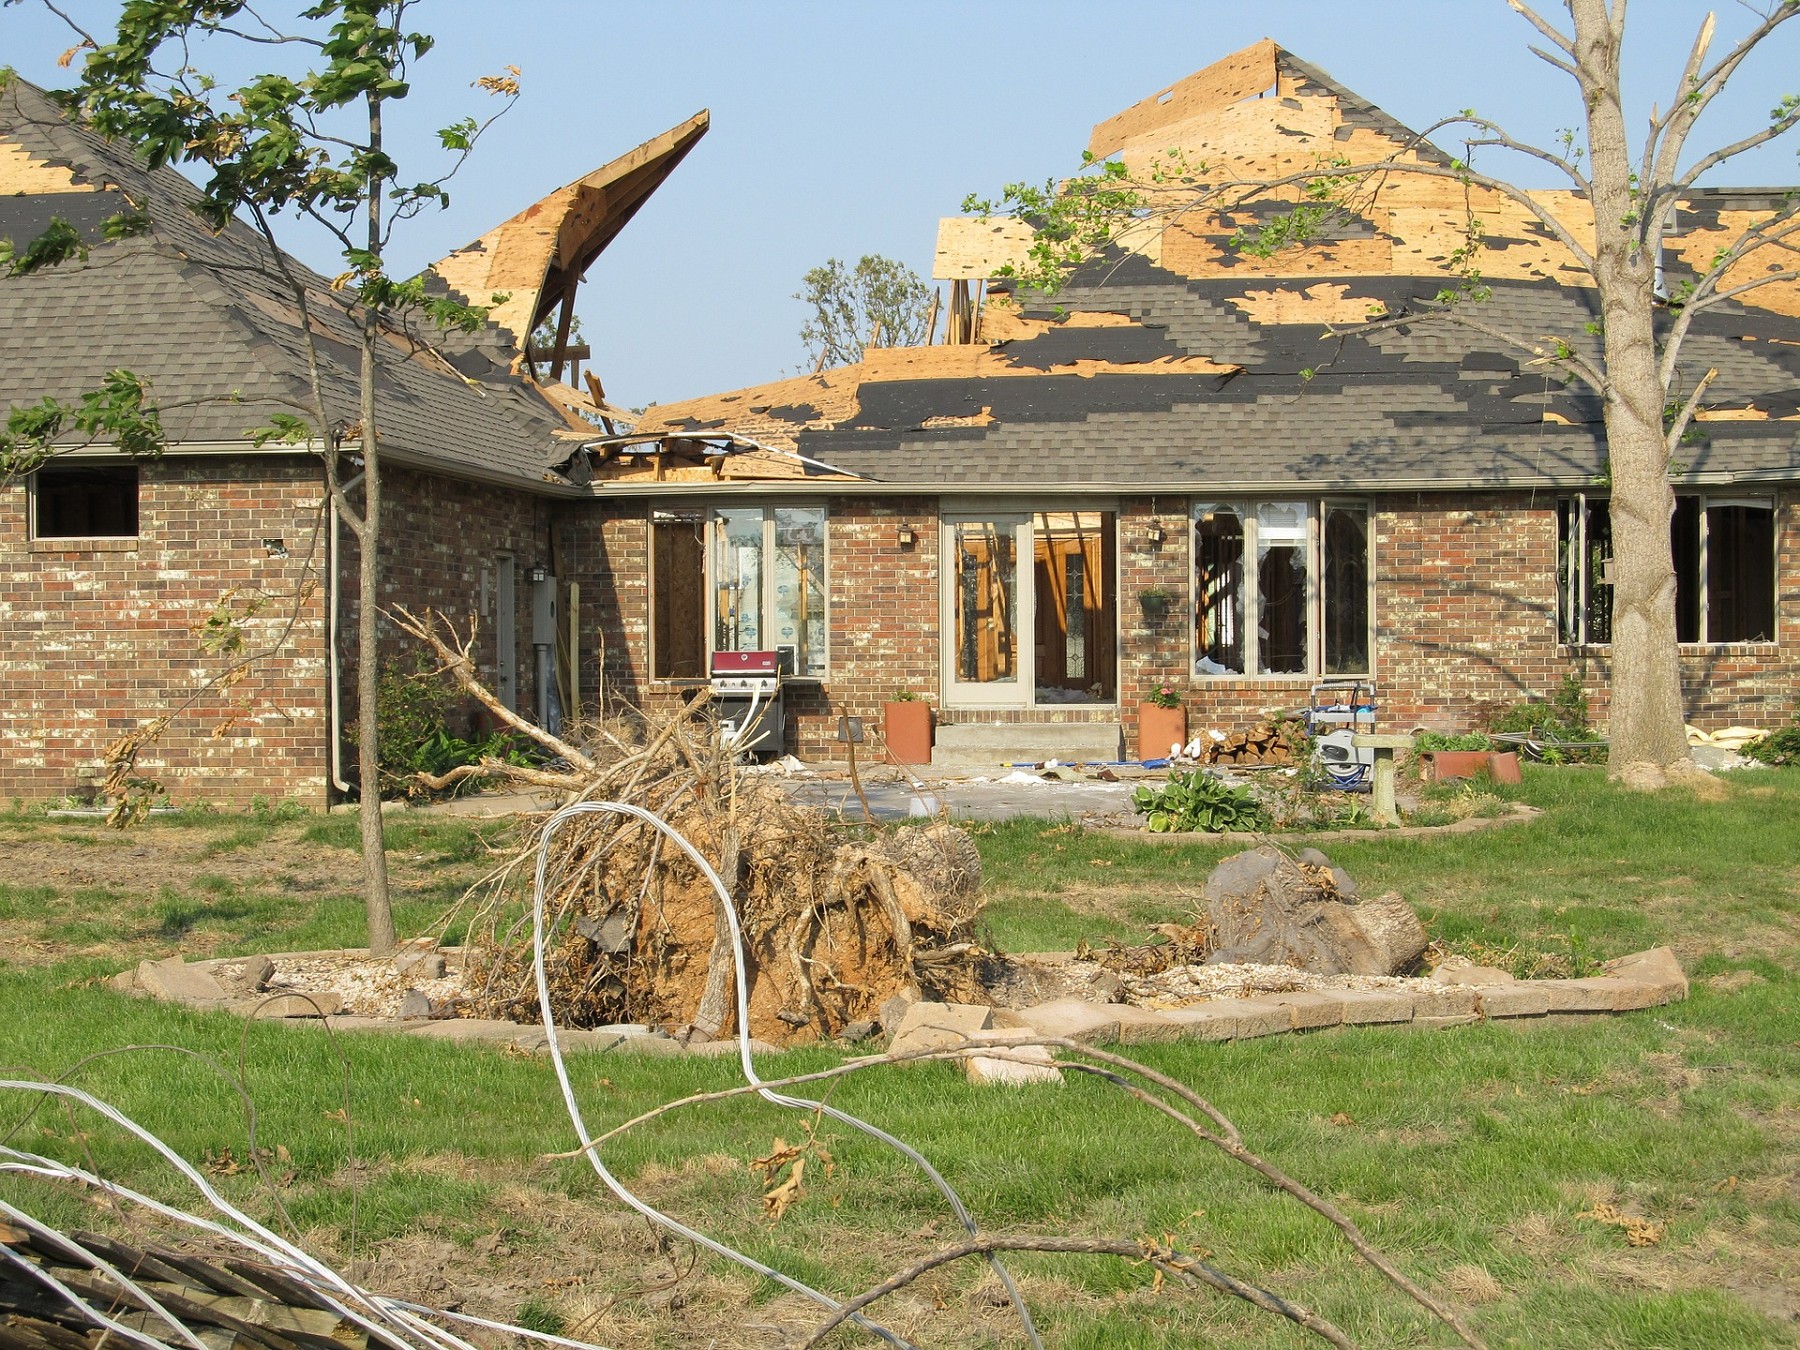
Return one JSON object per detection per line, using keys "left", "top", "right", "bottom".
{"left": 1200, "top": 722, "right": 1302, "bottom": 768}
{"left": 0, "top": 1223, "right": 405, "bottom": 1350}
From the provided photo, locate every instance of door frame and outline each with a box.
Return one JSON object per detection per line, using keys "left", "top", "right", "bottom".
{"left": 941, "top": 511, "right": 1032, "bottom": 708}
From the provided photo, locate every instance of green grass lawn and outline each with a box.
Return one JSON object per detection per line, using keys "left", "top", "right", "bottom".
{"left": 0, "top": 771, "right": 1795, "bottom": 1348}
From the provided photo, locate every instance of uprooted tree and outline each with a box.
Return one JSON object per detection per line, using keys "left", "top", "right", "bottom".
{"left": 970, "top": 1, "right": 1800, "bottom": 787}
{"left": 20, "top": 0, "right": 517, "bottom": 951}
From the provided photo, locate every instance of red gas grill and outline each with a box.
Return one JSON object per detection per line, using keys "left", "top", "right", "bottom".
{"left": 709, "top": 650, "right": 785, "bottom": 754}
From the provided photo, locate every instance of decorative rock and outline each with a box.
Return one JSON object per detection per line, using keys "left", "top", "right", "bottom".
{"left": 1157, "top": 1003, "right": 1241, "bottom": 1041}
{"left": 1603, "top": 946, "right": 1689, "bottom": 1001}
{"left": 963, "top": 1030, "right": 1062, "bottom": 1086}
{"left": 250, "top": 992, "right": 342, "bottom": 1018}
{"left": 1223, "top": 998, "right": 1292, "bottom": 1039}
{"left": 1409, "top": 984, "right": 1480, "bottom": 1018}
{"left": 1473, "top": 983, "right": 1552, "bottom": 1018}
{"left": 1431, "top": 956, "right": 1516, "bottom": 985}
{"left": 396, "top": 989, "right": 434, "bottom": 1021}
{"left": 1335, "top": 989, "right": 1417, "bottom": 1025}
{"left": 888, "top": 1002, "right": 994, "bottom": 1058}
{"left": 1109, "top": 1004, "right": 1199, "bottom": 1045}
{"left": 1002, "top": 999, "right": 1124, "bottom": 1046}
{"left": 136, "top": 957, "right": 228, "bottom": 1004}
{"left": 393, "top": 949, "right": 447, "bottom": 981}
{"left": 1267, "top": 991, "right": 1346, "bottom": 1030}
{"left": 218, "top": 955, "right": 274, "bottom": 996}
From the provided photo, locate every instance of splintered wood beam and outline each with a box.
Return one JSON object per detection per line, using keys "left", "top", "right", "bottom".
{"left": 549, "top": 287, "right": 578, "bottom": 384}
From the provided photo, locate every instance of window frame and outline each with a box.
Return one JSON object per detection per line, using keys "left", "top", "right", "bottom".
{"left": 1558, "top": 491, "right": 1777, "bottom": 648}
{"left": 649, "top": 501, "right": 830, "bottom": 681}
{"left": 1189, "top": 498, "right": 1373, "bottom": 679}
{"left": 29, "top": 462, "right": 141, "bottom": 543}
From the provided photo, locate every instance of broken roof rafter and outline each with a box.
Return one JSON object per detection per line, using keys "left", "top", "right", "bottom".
{"left": 428, "top": 109, "right": 710, "bottom": 354}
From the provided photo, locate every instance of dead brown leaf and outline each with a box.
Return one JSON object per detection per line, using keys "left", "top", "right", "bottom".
{"left": 1578, "top": 1202, "right": 1665, "bottom": 1247}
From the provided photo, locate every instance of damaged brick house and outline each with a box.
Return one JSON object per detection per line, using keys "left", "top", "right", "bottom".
{"left": 603, "top": 39, "right": 1800, "bottom": 765}
{"left": 0, "top": 72, "right": 706, "bottom": 804}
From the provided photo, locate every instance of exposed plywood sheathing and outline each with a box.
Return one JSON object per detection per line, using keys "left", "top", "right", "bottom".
{"left": 428, "top": 111, "right": 709, "bottom": 349}
{"left": 933, "top": 216, "right": 1035, "bottom": 281}
{"left": 1087, "top": 38, "right": 1280, "bottom": 160}
{"left": 1226, "top": 282, "right": 1391, "bottom": 325}
{"left": 934, "top": 41, "right": 1798, "bottom": 323}
{"left": 0, "top": 140, "right": 92, "bottom": 194}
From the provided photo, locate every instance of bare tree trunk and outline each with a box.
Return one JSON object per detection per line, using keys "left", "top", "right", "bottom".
{"left": 1571, "top": 0, "right": 1692, "bottom": 780}
{"left": 358, "top": 88, "right": 395, "bottom": 956}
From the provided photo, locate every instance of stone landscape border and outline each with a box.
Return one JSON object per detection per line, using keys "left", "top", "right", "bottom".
{"left": 109, "top": 944, "right": 1688, "bottom": 1072}
{"left": 1100, "top": 802, "right": 1542, "bottom": 846}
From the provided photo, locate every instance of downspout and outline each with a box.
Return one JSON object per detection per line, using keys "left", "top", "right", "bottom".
{"left": 328, "top": 470, "right": 365, "bottom": 795}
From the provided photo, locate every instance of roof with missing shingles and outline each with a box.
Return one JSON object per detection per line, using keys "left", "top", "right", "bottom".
{"left": 0, "top": 74, "right": 583, "bottom": 492}
{"left": 636, "top": 41, "right": 1800, "bottom": 494}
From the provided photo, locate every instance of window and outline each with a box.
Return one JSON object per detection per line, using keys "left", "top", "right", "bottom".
{"left": 1192, "top": 500, "right": 1370, "bottom": 677}
{"left": 1560, "top": 493, "right": 1775, "bottom": 646}
{"left": 651, "top": 504, "right": 827, "bottom": 679}
{"left": 32, "top": 464, "right": 139, "bottom": 539}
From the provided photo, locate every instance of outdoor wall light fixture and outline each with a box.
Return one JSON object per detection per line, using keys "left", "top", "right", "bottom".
{"left": 527, "top": 562, "right": 549, "bottom": 584}
{"left": 1146, "top": 520, "right": 1166, "bottom": 548}
{"left": 897, "top": 523, "right": 917, "bottom": 547}
{"left": 261, "top": 537, "right": 288, "bottom": 558}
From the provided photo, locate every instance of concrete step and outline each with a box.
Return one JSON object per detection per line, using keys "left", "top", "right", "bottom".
{"left": 931, "top": 719, "right": 1123, "bottom": 771}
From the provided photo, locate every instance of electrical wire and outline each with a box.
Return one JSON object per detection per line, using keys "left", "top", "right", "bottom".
{"left": 529, "top": 799, "right": 1043, "bottom": 1350}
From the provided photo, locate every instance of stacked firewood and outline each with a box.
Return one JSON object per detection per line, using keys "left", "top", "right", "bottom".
{"left": 1198, "top": 722, "right": 1302, "bottom": 768}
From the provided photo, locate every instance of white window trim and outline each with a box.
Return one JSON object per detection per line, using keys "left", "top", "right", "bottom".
{"left": 651, "top": 502, "right": 830, "bottom": 680}
{"left": 1190, "top": 498, "right": 1373, "bottom": 679}
{"left": 28, "top": 462, "right": 142, "bottom": 543}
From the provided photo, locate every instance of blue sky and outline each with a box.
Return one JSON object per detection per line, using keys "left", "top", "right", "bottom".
{"left": 5, "top": 1, "right": 1797, "bottom": 409}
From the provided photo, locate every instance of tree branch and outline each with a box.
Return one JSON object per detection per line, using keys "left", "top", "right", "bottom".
{"left": 1662, "top": 364, "right": 1719, "bottom": 456}
{"left": 1505, "top": 0, "right": 1575, "bottom": 54}
{"left": 802, "top": 1234, "right": 1358, "bottom": 1350}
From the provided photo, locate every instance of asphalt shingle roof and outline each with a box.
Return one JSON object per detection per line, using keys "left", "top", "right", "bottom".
{"left": 0, "top": 76, "right": 574, "bottom": 492}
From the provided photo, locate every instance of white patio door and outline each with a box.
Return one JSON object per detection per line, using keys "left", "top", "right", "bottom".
{"left": 942, "top": 513, "right": 1032, "bottom": 708}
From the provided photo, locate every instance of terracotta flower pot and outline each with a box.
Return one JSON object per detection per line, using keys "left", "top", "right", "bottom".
{"left": 1137, "top": 702, "right": 1188, "bottom": 762}
{"left": 1424, "top": 749, "right": 1490, "bottom": 780}
{"left": 883, "top": 700, "right": 933, "bottom": 767}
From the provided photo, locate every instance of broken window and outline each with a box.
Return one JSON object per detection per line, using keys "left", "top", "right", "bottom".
{"left": 653, "top": 504, "right": 828, "bottom": 679}
{"left": 33, "top": 464, "right": 138, "bottom": 539}
{"left": 1192, "top": 500, "right": 1369, "bottom": 677}
{"left": 1559, "top": 493, "right": 1774, "bottom": 646}
{"left": 652, "top": 508, "right": 706, "bottom": 679}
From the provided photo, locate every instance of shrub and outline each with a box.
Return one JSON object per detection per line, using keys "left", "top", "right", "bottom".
{"left": 1414, "top": 731, "right": 1493, "bottom": 752}
{"left": 1132, "top": 771, "right": 1267, "bottom": 833}
{"left": 358, "top": 655, "right": 531, "bottom": 799}
{"left": 1486, "top": 672, "right": 1600, "bottom": 761}
{"left": 1743, "top": 709, "right": 1800, "bottom": 766}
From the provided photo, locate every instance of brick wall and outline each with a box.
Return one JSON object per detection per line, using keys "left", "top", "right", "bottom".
{"left": 0, "top": 456, "right": 329, "bottom": 806}
{"left": 564, "top": 488, "right": 1800, "bottom": 764}
{"left": 338, "top": 465, "right": 554, "bottom": 736}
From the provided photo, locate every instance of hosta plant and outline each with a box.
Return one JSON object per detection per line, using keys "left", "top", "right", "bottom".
{"left": 1132, "top": 770, "right": 1268, "bottom": 833}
